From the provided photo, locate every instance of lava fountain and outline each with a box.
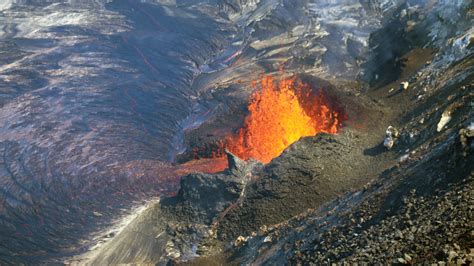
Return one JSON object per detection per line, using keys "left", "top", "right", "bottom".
{"left": 225, "top": 74, "right": 343, "bottom": 163}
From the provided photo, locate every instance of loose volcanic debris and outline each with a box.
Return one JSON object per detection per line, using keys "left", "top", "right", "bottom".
{"left": 1, "top": 0, "right": 470, "bottom": 264}
{"left": 289, "top": 180, "right": 473, "bottom": 264}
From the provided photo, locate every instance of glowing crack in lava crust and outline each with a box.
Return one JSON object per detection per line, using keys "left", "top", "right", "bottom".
{"left": 226, "top": 75, "right": 343, "bottom": 163}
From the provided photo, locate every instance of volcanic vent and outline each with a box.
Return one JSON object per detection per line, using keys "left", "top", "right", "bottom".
{"left": 224, "top": 74, "right": 345, "bottom": 163}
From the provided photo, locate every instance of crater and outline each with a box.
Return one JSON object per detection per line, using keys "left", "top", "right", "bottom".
{"left": 176, "top": 73, "right": 348, "bottom": 165}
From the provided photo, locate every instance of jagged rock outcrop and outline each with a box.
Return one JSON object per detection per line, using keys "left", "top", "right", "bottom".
{"left": 1, "top": 0, "right": 471, "bottom": 264}
{"left": 163, "top": 151, "right": 261, "bottom": 225}
{"left": 171, "top": 172, "right": 246, "bottom": 224}
{"left": 218, "top": 0, "right": 261, "bottom": 19}
{"left": 79, "top": 151, "right": 262, "bottom": 264}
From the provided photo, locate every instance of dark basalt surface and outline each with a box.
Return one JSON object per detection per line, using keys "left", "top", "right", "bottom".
{"left": 229, "top": 55, "right": 474, "bottom": 263}
{"left": 78, "top": 151, "right": 257, "bottom": 265}
{"left": 0, "top": 0, "right": 232, "bottom": 263}
{"left": 0, "top": 0, "right": 472, "bottom": 264}
{"left": 162, "top": 151, "right": 263, "bottom": 225}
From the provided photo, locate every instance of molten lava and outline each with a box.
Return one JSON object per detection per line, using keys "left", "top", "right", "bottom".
{"left": 226, "top": 74, "right": 342, "bottom": 163}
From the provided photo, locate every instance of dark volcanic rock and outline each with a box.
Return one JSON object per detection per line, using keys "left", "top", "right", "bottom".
{"left": 221, "top": 3, "right": 474, "bottom": 261}
{"left": 225, "top": 149, "right": 246, "bottom": 175}
{"left": 163, "top": 151, "right": 261, "bottom": 224}
{"left": 225, "top": 149, "right": 263, "bottom": 176}
{"left": 216, "top": 132, "right": 376, "bottom": 240}
{"left": 78, "top": 151, "right": 262, "bottom": 264}
{"left": 172, "top": 172, "right": 245, "bottom": 224}
{"left": 0, "top": 0, "right": 232, "bottom": 263}
{"left": 1, "top": 0, "right": 471, "bottom": 264}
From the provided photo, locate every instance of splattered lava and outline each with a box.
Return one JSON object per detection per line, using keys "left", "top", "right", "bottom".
{"left": 226, "top": 74, "right": 343, "bottom": 163}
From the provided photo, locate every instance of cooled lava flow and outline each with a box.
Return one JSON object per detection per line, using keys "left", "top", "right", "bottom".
{"left": 226, "top": 74, "right": 343, "bottom": 163}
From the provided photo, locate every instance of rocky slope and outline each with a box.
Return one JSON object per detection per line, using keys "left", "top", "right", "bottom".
{"left": 0, "top": 0, "right": 472, "bottom": 264}
{"left": 70, "top": 0, "right": 473, "bottom": 265}
{"left": 227, "top": 53, "right": 473, "bottom": 264}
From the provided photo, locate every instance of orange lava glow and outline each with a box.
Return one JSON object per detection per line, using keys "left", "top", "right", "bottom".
{"left": 174, "top": 157, "right": 228, "bottom": 175}
{"left": 225, "top": 74, "right": 342, "bottom": 163}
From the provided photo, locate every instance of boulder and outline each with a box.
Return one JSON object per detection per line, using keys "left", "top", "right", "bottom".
{"left": 169, "top": 151, "right": 260, "bottom": 224}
